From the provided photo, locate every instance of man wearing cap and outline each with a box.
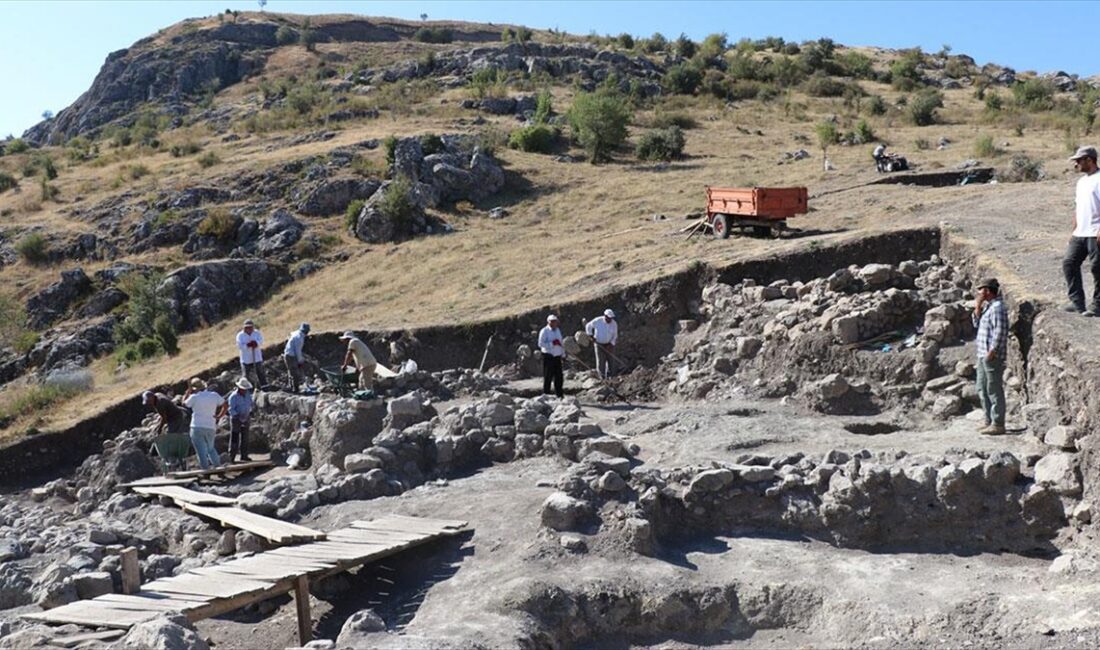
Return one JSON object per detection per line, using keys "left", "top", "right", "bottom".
{"left": 283, "top": 323, "right": 310, "bottom": 393}
{"left": 340, "top": 331, "right": 378, "bottom": 391}
{"left": 219, "top": 378, "right": 254, "bottom": 463}
{"left": 972, "top": 278, "right": 1009, "bottom": 435}
{"left": 538, "top": 315, "right": 565, "bottom": 398}
{"left": 872, "top": 143, "right": 888, "bottom": 173}
{"left": 585, "top": 309, "right": 619, "bottom": 379}
{"left": 182, "top": 378, "right": 225, "bottom": 469}
{"left": 1064, "top": 146, "right": 1100, "bottom": 315}
{"left": 143, "top": 390, "right": 187, "bottom": 436}
{"left": 236, "top": 319, "right": 266, "bottom": 388}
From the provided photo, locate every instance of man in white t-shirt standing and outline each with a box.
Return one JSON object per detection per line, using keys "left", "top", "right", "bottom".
{"left": 236, "top": 319, "right": 267, "bottom": 387}
{"left": 585, "top": 308, "right": 619, "bottom": 379}
{"left": 538, "top": 314, "right": 565, "bottom": 398}
{"left": 1064, "top": 146, "right": 1100, "bottom": 316}
{"left": 183, "top": 378, "right": 225, "bottom": 470}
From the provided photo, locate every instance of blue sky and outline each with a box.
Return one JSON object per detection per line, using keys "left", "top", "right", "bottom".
{"left": 1, "top": 1, "right": 1097, "bottom": 138}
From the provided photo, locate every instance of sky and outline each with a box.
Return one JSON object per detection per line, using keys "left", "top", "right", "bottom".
{"left": 1, "top": 0, "right": 1097, "bottom": 138}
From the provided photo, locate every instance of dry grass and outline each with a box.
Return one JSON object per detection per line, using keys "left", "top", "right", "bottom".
{"left": 0, "top": 38, "right": 1086, "bottom": 437}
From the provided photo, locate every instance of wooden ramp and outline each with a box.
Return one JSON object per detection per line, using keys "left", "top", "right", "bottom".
{"left": 24, "top": 515, "right": 469, "bottom": 644}
{"left": 131, "top": 485, "right": 236, "bottom": 506}
{"left": 179, "top": 503, "right": 326, "bottom": 544}
{"left": 166, "top": 458, "right": 274, "bottom": 479}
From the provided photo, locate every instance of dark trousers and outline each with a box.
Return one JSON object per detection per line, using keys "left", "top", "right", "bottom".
{"left": 542, "top": 354, "right": 564, "bottom": 398}
{"left": 230, "top": 417, "right": 250, "bottom": 460}
{"left": 1063, "top": 236, "right": 1100, "bottom": 311}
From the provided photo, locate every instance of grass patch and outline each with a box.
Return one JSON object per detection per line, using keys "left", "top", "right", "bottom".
{"left": 15, "top": 233, "right": 48, "bottom": 264}
{"left": 974, "top": 134, "right": 1002, "bottom": 157}
{"left": 196, "top": 151, "right": 221, "bottom": 168}
{"left": 196, "top": 208, "right": 236, "bottom": 239}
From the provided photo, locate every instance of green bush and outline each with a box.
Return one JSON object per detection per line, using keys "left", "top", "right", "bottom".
{"left": 383, "top": 135, "right": 398, "bottom": 169}
{"left": 1012, "top": 78, "right": 1056, "bottom": 111}
{"left": 635, "top": 126, "right": 685, "bottom": 161}
{"left": 999, "top": 153, "right": 1044, "bottom": 182}
{"left": 907, "top": 90, "right": 944, "bottom": 126}
{"left": 275, "top": 25, "right": 298, "bottom": 45}
{"left": 16, "top": 233, "right": 47, "bottom": 264}
{"left": 701, "top": 69, "right": 732, "bottom": 99}
{"left": 39, "top": 177, "right": 58, "bottom": 202}
{"left": 651, "top": 111, "right": 697, "bottom": 130}
{"left": 866, "top": 95, "right": 887, "bottom": 116}
{"left": 413, "top": 27, "right": 453, "bottom": 44}
{"left": 816, "top": 122, "right": 839, "bottom": 150}
{"left": 153, "top": 315, "right": 178, "bottom": 355}
{"left": 0, "top": 172, "right": 16, "bottom": 193}
{"left": 890, "top": 54, "right": 923, "bottom": 91}
{"left": 0, "top": 383, "right": 79, "bottom": 422}
{"left": 376, "top": 175, "right": 417, "bottom": 227}
{"left": 914, "top": 138, "right": 931, "bottom": 151}
{"left": 567, "top": 90, "right": 633, "bottom": 163}
{"left": 196, "top": 151, "right": 221, "bottom": 168}
{"left": 853, "top": 119, "right": 875, "bottom": 144}
{"left": 66, "top": 136, "right": 97, "bottom": 163}
{"left": 5, "top": 139, "right": 30, "bottom": 154}
{"left": 616, "top": 33, "right": 635, "bottom": 50}
{"left": 533, "top": 89, "right": 553, "bottom": 124}
{"left": 727, "top": 80, "right": 766, "bottom": 101}
{"left": 984, "top": 92, "right": 1003, "bottom": 111}
{"left": 663, "top": 63, "right": 702, "bottom": 95}
{"left": 974, "top": 134, "right": 1000, "bottom": 157}
{"left": 0, "top": 293, "right": 31, "bottom": 350}
{"left": 840, "top": 52, "right": 875, "bottom": 79}
{"left": 642, "top": 32, "right": 668, "bottom": 54}
{"left": 508, "top": 125, "right": 557, "bottom": 153}
{"left": 725, "top": 54, "right": 761, "bottom": 82}
{"left": 674, "top": 33, "right": 696, "bottom": 58}
{"left": 196, "top": 208, "right": 237, "bottom": 239}
{"left": 802, "top": 72, "right": 848, "bottom": 97}
{"left": 114, "top": 271, "right": 176, "bottom": 365}
{"left": 170, "top": 141, "right": 203, "bottom": 157}
{"left": 346, "top": 199, "right": 365, "bottom": 229}
{"left": 419, "top": 133, "right": 444, "bottom": 155}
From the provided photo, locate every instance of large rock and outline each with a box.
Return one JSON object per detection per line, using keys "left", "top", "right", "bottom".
{"left": 297, "top": 177, "right": 381, "bottom": 216}
{"left": 71, "top": 571, "right": 113, "bottom": 600}
{"left": 310, "top": 398, "right": 387, "bottom": 470}
{"left": 352, "top": 181, "right": 446, "bottom": 244}
{"left": 1034, "top": 453, "right": 1082, "bottom": 496}
{"left": 255, "top": 208, "right": 304, "bottom": 255}
{"left": 25, "top": 268, "right": 94, "bottom": 328}
{"left": 1044, "top": 425, "right": 1080, "bottom": 450}
{"left": 159, "top": 259, "right": 288, "bottom": 331}
{"left": 0, "top": 563, "right": 32, "bottom": 609}
{"left": 114, "top": 613, "right": 210, "bottom": 650}
{"left": 540, "top": 492, "right": 594, "bottom": 531}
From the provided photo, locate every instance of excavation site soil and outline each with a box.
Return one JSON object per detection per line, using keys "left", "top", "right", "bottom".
{"left": 6, "top": 181, "right": 1100, "bottom": 650}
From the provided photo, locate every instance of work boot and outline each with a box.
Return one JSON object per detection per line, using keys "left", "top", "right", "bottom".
{"left": 979, "top": 424, "right": 1006, "bottom": 435}
{"left": 1064, "top": 303, "right": 1086, "bottom": 313}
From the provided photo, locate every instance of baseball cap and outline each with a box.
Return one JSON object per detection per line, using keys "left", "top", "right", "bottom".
{"left": 977, "top": 278, "right": 1000, "bottom": 293}
{"left": 340, "top": 331, "right": 355, "bottom": 339}
{"left": 1069, "top": 146, "right": 1097, "bottom": 161}
{"left": 604, "top": 309, "right": 616, "bottom": 318}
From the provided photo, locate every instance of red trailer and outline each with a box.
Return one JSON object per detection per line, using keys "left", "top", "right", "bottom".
{"left": 701, "top": 186, "right": 809, "bottom": 238}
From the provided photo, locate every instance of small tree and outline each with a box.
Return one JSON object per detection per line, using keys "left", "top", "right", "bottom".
{"left": 567, "top": 90, "right": 632, "bottom": 163}
{"left": 533, "top": 89, "right": 553, "bottom": 124}
{"left": 420, "top": 13, "right": 428, "bottom": 20}
{"left": 815, "top": 122, "right": 839, "bottom": 171}
{"left": 257, "top": 0, "right": 267, "bottom": 10}
{"left": 41, "top": 110, "right": 53, "bottom": 121}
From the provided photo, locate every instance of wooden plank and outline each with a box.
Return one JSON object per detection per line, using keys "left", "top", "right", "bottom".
{"left": 54, "top": 629, "right": 126, "bottom": 648}
{"left": 167, "top": 459, "right": 273, "bottom": 479}
{"left": 23, "top": 604, "right": 161, "bottom": 629}
{"left": 179, "top": 503, "right": 325, "bottom": 544}
{"left": 344, "top": 526, "right": 440, "bottom": 542}
{"left": 116, "top": 477, "right": 193, "bottom": 489}
{"left": 95, "top": 594, "right": 208, "bottom": 611}
{"left": 132, "top": 485, "right": 236, "bottom": 506}
{"left": 120, "top": 548, "right": 140, "bottom": 595}
{"left": 384, "top": 514, "right": 470, "bottom": 530}
{"left": 183, "top": 579, "right": 294, "bottom": 622}
{"left": 294, "top": 575, "right": 312, "bottom": 645}
{"left": 143, "top": 574, "right": 273, "bottom": 599}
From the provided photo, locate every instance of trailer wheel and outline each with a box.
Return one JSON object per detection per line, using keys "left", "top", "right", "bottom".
{"left": 712, "top": 214, "right": 730, "bottom": 239}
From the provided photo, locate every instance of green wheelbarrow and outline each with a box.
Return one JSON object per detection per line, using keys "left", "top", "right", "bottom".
{"left": 321, "top": 366, "right": 360, "bottom": 397}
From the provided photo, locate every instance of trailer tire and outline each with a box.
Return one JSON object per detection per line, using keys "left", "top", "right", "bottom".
{"left": 712, "top": 214, "right": 730, "bottom": 239}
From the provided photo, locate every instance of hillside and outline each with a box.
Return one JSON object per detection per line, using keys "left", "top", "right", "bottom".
{"left": 0, "top": 11, "right": 1093, "bottom": 438}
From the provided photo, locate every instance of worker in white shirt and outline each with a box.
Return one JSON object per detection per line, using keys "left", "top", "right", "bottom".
{"left": 538, "top": 314, "right": 565, "bottom": 398}
{"left": 585, "top": 308, "right": 619, "bottom": 379}
{"left": 283, "top": 323, "right": 310, "bottom": 393}
{"left": 236, "top": 319, "right": 266, "bottom": 389}
{"left": 340, "top": 331, "right": 378, "bottom": 391}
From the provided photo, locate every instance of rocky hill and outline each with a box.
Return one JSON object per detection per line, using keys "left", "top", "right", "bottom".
{"left": 0, "top": 11, "right": 1093, "bottom": 437}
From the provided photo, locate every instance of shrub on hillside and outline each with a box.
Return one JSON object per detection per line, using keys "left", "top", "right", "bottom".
{"left": 508, "top": 125, "right": 557, "bottom": 153}
{"left": 642, "top": 32, "right": 668, "bottom": 54}
{"left": 802, "top": 72, "right": 848, "bottom": 97}
{"left": 984, "top": 92, "right": 1003, "bottom": 111}
{"left": 651, "top": 111, "right": 697, "bottom": 130}
{"left": 196, "top": 151, "right": 221, "bottom": 168}
{"left": 662, "top": 63, "right": 702, "bottom": 95}
{"left": 345, "top": 199, "right": 365, "bottom": 229}
{"left": 533, "top": 89, "right": 553, "bottom": 124}
{"left": 419, "top": 133, "right": 444, "bottom": 155}
{"left": 114, "top": 271, "right": 177, "bottom": 363}
{"left": 382, "top": 135, "right": 398, "bottom": 169}
{"left": 866, "top": 95, "right": 887, "bottom": 116}
{"left": 840, "top": 51, "right": 875, "bottom": 79}
{"left": 170, "top": 141, "right": 203, "bottom": 157}
{"left": 1012, "top": 78, "right": 1056, "bottom": 111}
{"left": 376, "top": 175, "right": 417, "bottom": 227}
{"left": 999, "top": 153, "right": 1044, "bottom": 182}
{"left": 890, "top": 53, "right": 923, "bottom": 91}
{"left": 15, "top": 233, "right": 47, "bottom": 264}
{"left": 275, "top": 25, "right": 298, "bottom": 45}
{"left": 567, "top": 90, "right": 633, "bottom": 163}
{"left": 852, "top": 119, "right": 875, "bottom": 144}
{"left": 0, "top": 172, "right": 16, "bottom": 194}
{"left": 5, "top": 139, "right": 30, "bottom": 155}
{"left": 635, "top": 126, "right": 685, "bottom": 161}
{"left": 974, "top": 135, "right": 1001, "bottom": 157}
{"left": 701, "top": 70, "right": 733, "bottom": 99}
{"left": 196, "top": 208, "right": 236, "bottom": 239}
{"left": 907, "top": 90, "right": 944, "bottom": 126}
{"left": 414, "top": 27, "right": 453, "bottom": 44}
{"left": 673, "top": 33, "right": 696, "bottom": 59}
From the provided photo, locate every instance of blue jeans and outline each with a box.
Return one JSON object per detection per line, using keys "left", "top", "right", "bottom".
{"left": 976, "top": 357, "right": 1005, "bottom": 427}
{"left": 189, "top": 426, "right": 220, "bottom": 469}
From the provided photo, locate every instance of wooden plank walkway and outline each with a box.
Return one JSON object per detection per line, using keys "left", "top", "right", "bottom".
{"left": 131, "top": 485, "right": 237, "bottom": 506}
{"left": 23, "top": 515, "right": 469, "bottom": 644}
{"left": 178, "top": 503, "right": 327, "bottom": 544}
{"left": 166, "top": 458, "right": 274, "bottom": 479}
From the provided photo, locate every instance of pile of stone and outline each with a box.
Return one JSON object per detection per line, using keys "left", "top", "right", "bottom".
{"left": 662, "top": 257, "right": 981, "bottom": 413}
{"left": 540, "top": 446, "right": 1072, "bottom": 557}
{"left": 434, "top": 367, "right": 506, "bottom": 396}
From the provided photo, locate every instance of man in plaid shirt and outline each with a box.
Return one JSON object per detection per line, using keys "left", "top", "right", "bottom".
{"left": 972, "top": 278, "right": 1008, "bottom": 435}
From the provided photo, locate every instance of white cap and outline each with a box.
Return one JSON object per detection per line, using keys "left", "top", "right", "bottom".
{"left": 604, "top": 309, "right": 615, "bottom": 319}
{"left": 340, "top": 331, "right": 356, "bottom": 339}
{"left": 142, "top": 391, "right": 154, "bottom": 402}
{"left": 547, "top": 314, "right": 558, "bottom": 323}
{"left": 236, "top": 377, "right": 253, "bottom": 390}
{"left": 243, "top": 318, "right": 255, "bottom": 327}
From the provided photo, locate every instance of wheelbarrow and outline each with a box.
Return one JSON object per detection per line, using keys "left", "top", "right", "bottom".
{"left": 320, "top": 366, "right": 360, "bottom": 397}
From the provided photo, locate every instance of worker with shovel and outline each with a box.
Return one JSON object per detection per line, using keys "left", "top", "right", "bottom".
{"left": 236, "top": 318, "right": 266, "bottom": 389}
{"left": 585, "top": 309, "right": 619, "bottom": 379}
{"left": 340, "top": 331, "right": 378, "bottom": 393}
{"left": 538, "top": 315, "right": 565, "bottom": 398}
